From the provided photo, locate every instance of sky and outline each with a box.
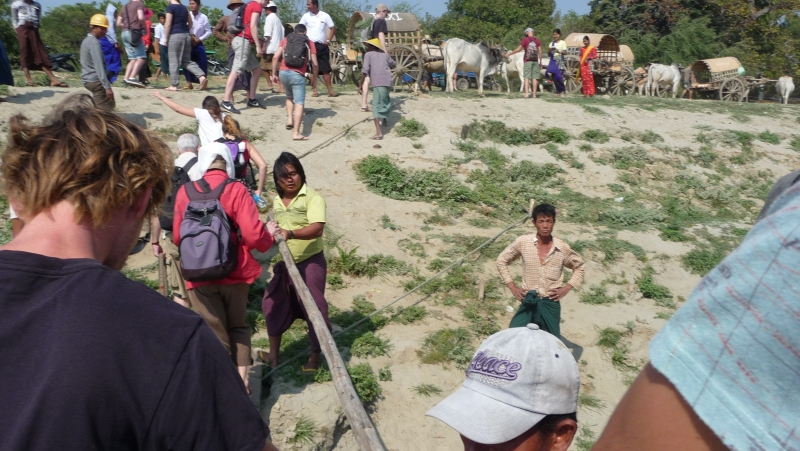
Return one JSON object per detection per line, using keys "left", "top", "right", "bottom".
{"left": 35, "top": 0, "right": 592, "bottom": 17}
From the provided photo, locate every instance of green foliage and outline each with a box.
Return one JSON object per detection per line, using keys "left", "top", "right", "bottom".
{"left": 392, "top": 305, "right": 428, "bottom": 324}
{"left": 610, "top": 146, "right": 649, "bottom": 169}
{"left": 328, "top": 246, "right": 412, "bottom": 278}
{"left": 398, "top": 238, "right": 427, "bottom": 258}
{"left": 350, "top": 332, "right": 393, "bottom": 358}
{"left": 597, "top": 327, "right": 623, "bottom": 348}
{"left": 429, "top": 0, "right": 555, "bottom": 46}
{"left": 155, "top": 124, "right": 197, "bottom": 140}
{"left": 571, "top": 235, "right": 646, "bottom": 262}
{"left": 348, "top": 363, "right": 382, "bottom": 403}
{"left": 288, "top": 416, "right": 317, "bottom": 445}
{"left": 576, "top": 424, "right": 596, "bottom": 451}
{"left": 381, "top": 214, "right": 400, "bottom": 231}
{"left": 791, "top": 136, "right": 800, "bottom": 152}
{"left": 39, "top": 3, "right": 97, "bottom": 54}
{"left": 378, "top": 366, "right": 393, "bottom": 381}
{"left": 245, "top": 310, "right": 266, "bottom": 333}
{"left": 420, "top": 328, "right": 475, "bottom": 369}
{"left": 682, "top": 247, "right": 728, "bottom": 275}
{"left": 395, "top": 117, "right": 429, "bottom": 139}
{"left": 465, "top": 120, "right": 570, "bottom": 146}
{"left": 636, "top": 266, "right": 674, "bottom": 308}
{"left": 313, "top": 366, "right": 332, "bottom": 383}
{"left": 326, "top": 273, "right": 345, "bottom": 290}
{"left": 411, "top": 383, "right": 443, "bottom": 397}
{"left": 354, "top": 155, "right": 477, "bottom": 204}
{"left": 578, "top": 392, "right": 606, "bottom": 412}
{"left": 693, "top": 145, "right": 718, "bottom": 168}
{"left": 580, "top": 285, "right": 619, "bottom": 305}
{"left": 582, "top": 129, "right": 610, "bottom": 143}
{"left": 757, "top": 131, "right": 781, "bottom": 145}
{"left": 120, "top": 266, "right": 159, "bottom": 291}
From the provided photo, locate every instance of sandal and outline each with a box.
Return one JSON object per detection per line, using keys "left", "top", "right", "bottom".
{"left": 183, "top": 84, "right": 193, "bottom": 90}
{"left": 285, "top": 124, "right": 293, "bottom": 130}
{"left": 370, "top": 135, "right": 383, "bottom": 140}
{"left": 25, "top": 81, "right": 34, "bottom": 86}
{"left": 51, "top": 82, "right": 68, "bottom": 88}
{"left": 292, "top": 136, "right": 309, "bottom": 141}
{"left": 360, "top": 107, "right": 371, "bottom": 112}
{"left": 327, "top": 92, "right": 339, "bottom": 97}
{"left": 164, "top": 86, "right": 179, "bottom": 92}
{"left": 297, "top": 365, "right": 317, "bottom": 374}
{"left": 311, "top": 92, "right": 319, "bottom": 97}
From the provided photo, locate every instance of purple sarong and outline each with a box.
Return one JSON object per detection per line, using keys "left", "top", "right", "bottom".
{"left": 262, "top": 251, "right": 331, "bottom": 353}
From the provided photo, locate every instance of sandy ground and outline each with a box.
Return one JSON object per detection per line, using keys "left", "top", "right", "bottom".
{"left": 1, "top": 77, "right": 799, "bottom": 450}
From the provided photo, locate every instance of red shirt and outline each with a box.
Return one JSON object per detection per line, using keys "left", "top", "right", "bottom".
{"left": 239, "top": 1, "right": 262, "bottom": 43}
{"left": 173, "top": 170, "right": 273, "bottom": 289}
{"left": 278, "top": 35, "right": 316, "bottom": 75}
{"left": 142, "top": 19, "right": 152, "bottom": 47}
{"left": 520, "top": 36, "right": 541, "bottom": 63}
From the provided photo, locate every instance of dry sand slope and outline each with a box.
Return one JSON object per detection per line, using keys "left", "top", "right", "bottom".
{"left": 1, "top": 83, "right": 799, "bottom": 450}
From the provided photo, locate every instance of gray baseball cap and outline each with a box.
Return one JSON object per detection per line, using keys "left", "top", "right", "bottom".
{"left": 426, "top": 324, "right": 579, "bottom": 445}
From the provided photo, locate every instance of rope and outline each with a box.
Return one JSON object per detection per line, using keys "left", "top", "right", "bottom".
{"left": 262, "top": 212, "right": 530, "bottom": 379}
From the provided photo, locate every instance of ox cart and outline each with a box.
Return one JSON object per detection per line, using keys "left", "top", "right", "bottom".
{"left": 688, "top": 57, "right": 775, "bottom": 102}
{"left": 342, "top": 12, "right": 443, "bottom": 91}
{"left": 562, "top": 33, "right": 635, "bottom": 96}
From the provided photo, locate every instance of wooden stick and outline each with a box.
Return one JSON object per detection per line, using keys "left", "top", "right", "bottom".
{"left": 529, "top": 198, "right": 535, "bottom": 215}
{"left": 270, "top": 224, "right": 386, "bottom": 451}
{"left": 157, "top": 254, "right": 168, "bottom": 297}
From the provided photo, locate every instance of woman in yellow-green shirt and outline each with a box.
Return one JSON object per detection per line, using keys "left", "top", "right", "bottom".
{"left": 261, "top": 152, "right": 331, "bottom": 372}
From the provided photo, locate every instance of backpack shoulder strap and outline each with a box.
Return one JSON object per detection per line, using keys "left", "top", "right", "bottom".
{"left": 184, "top": 156, "right": 198, "bottom": 172}
{"left": 186, "top": 178, "right": 235, "bottom": 202}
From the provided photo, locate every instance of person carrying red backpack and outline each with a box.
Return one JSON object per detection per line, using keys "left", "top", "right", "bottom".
{"left": 173, "top": 142, "right": 278, "bottom": 393}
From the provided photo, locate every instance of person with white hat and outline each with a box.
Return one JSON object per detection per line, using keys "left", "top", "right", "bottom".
{"left": 80, "top": 14, "right": 115, "bottom": 110}
{"left": 504, "top": 27, "right": 542, "bottom": 98}
{"left": 427, "top": 324, "right": 579, "bottom": 450}
{"left": 258, "top": 1, "right": 283, "bottom": 93}
{"left": 359, "top": 3, "right": 389, "bottom": 112}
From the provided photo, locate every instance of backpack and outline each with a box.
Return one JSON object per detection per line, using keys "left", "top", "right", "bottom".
{"left": 158, "top": 157, "right": 197, "bottom": 231}
{"left": 215, "top": 137, "right": 250, "bottom": 180}
{"left": 178, "top": 179, "right": 238, "bottom": 282}
{"left": 227, "top": 2, "right": 248, "bottom": 35}
{"left": 284, "top": 32, "right": 310, "bottom": 68}
{"left": 359, "top": 18, "right": 374, "bottom": 44}
{"left": 524, "top": 39, "right": 539, "bottom": 61}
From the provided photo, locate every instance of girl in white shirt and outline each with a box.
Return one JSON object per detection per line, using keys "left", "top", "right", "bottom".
{"left": 151, "top": 91, "right": 225, "bottom": 145}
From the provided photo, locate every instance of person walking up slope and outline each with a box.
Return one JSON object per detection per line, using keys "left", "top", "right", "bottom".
{"left": 272, "top": 23, "right": 317, "bottom": 140}
{"left": 361, "top": 38, "right": 394, "bottom": 140}
{"left": 299, "top": 0, "right": 337, "bottom": 97}
{"left": 220, "top": 0, "right": 267, "bottom": 113}
{"left": 81, "top": 15, "right": 115, "bottom": 110}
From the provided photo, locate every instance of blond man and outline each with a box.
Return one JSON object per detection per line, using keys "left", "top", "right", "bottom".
{"left": 0, "top": 95, "right": 277, "bottom": 451}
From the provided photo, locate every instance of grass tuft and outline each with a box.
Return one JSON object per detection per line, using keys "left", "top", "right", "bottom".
{"left": 288, "top": 416, "right": 317, "bottom": 445}
{"left": 419, "top": 328, "right": 475, "bottom": 369}
{"left": 636, "top": 266, "right": 674, "bottom": 308}
{"left": 411, "top": 383, "right": 443, "bottom": 397}
{"left": 757, "top": 130, "right": 780, "bottom": 144}
{"left": 350, "top": 332, "right": 393, "bottom": 357}
{"left": 348, "top": 363, "right": 382, "bottom": 402}
{"left": 378, "top": 366, "right": 393, "bottom": 381}
{"left": 395, "top": 117, "right": 429, "bottom": 138}
{"left": 381, "top": 214, "right": 400, "bottom": 231}
{"left": 582, "top": 129, "right": 610, "bottom": 143}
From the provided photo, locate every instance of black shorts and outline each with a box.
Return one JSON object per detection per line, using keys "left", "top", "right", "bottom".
{"left": 314, "top": 42, "right": 331, "bottom": 74}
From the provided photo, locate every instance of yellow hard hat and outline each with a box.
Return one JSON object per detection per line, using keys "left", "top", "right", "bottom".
{"left": 90, "top": 14, "right": 109, "bottom": 28}
{"left": 363, "top": 38, "right": 383, "bottom": 51}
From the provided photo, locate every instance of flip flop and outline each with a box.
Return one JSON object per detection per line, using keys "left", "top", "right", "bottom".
{"left": 327, "top": 92, "right": 339, "bottom": 97}
{"left": 370, "top": 135, "right": 383, "bottom": 140}
{"left": 164, "top": 87, "right": 179, "bottom": 92}
{"left": 297, "top": 365, "right": 317, "bottom": 374}
{"left": 25, "top": 81, "right": 34, "bottom": 86}
{"left": 285, "top": 124, "right": 293, "bottom": 130}
{"left": 51, "top": 82, "right": 68, "bottom": 88}
{"left": 311, "top": 92, "right": 319, "bottom": 97}
{"left": 183, "top": 84, "right": 193, "bottom": 90}
{"left": 360, "top": 107, "right": 371, "bottom": 112}
{"left": 293, "top": 136, "right": 309, "bottom": 141}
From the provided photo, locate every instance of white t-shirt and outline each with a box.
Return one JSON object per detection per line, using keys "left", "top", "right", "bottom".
{"left": 154, "top": 23, "right": 166, "bottom": 46}
{"left": 263, "top": 12, "right": 284, "bottom": 54}
{"left": 194, "top": 108, "right": 224, "bottom": 146}
{"left": 299, "top": 11, "right": 334, "bottom": 44}
{"left": 174, "top": 152, "right": 203, "bottom": 181}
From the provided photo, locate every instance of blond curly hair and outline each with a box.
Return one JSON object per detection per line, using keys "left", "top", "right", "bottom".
{"left": 1, "top": 95, "right": 173, "bottom": 227}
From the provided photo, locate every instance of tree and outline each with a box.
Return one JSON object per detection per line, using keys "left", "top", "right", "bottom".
{"left": 0, "top": 0, "right": 19, "bottom": 65}
{"left": 430, "top": 0, "right": 555, "bottom": 44}
{"left": 39, "top": 3, "right": 99, "bottom": 54}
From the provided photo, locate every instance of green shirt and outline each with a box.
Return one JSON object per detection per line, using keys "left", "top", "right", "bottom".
{"left": 273, "top": 184, "right": 326, "bottom": 263}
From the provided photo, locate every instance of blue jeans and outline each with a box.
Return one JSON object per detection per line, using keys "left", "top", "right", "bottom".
{"left": 121, "top": 31, "right": 146, "bottom": 60}
{"left": 279, "top": 70, "right": 306, "bottom": 105}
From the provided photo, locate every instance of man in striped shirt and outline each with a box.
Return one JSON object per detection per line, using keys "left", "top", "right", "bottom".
{"left": 496, "top": 203, "right": 585, "bottom": 339}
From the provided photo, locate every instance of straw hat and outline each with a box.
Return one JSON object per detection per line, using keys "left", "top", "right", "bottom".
{"left": 89, "top": 14, "right": 109, "bottom": 28}
{"left": 227, "top": 0, "right": 243, "bottom": 10}
{"left": 363, "top": 38, "right": 383, "bottom": 51}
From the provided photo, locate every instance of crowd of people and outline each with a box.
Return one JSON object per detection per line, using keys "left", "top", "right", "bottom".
{"left": 1, "top": 2, "right": 798, "bottom": 451}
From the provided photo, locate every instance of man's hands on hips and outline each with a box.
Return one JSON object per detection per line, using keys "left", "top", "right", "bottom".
{"left": 507, "top": 282, "right": 527, "bottom": 301}
{"left": 547, "top": 284, "right": 572, "bottom": 302}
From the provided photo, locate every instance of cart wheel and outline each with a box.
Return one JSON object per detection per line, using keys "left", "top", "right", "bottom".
{"left": 656, "top": 83, "right": 672, "bottom": 98}
{"left": 563, "top": 56, "right": 582, "bottom": 94}
{"left": 491, "top": 82, "right": 501, "bottom": 92}
{"left": 610, "top": 67, "right": 635, "bottom": 96}
{"left": 329, "top": 49, "right": 347, "bottom": 85}
{"left": 457, "top": 77, "right": 469, "bottom": 91}
{"left": 389, "top": 45, "right": 422, "bottom": 92}
{"left": 719, "top": 77, "right": 745, "bottom": 102}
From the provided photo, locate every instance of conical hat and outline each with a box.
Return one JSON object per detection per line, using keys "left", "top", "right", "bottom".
{"left": 362, "top": 38, "right": 383, "bottom": 51}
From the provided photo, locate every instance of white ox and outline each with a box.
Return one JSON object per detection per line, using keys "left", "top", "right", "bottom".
{"left": 444, "top": 38, "right": 510, "bottom": 96}
{"left": 776, "top": 76, "right": 795, "bottom": 104}
{"left": 504, "top": 52, "right": 550, "bottom": 92}
{"left": 645, "top": 63, "right": 681, "bottom": 98}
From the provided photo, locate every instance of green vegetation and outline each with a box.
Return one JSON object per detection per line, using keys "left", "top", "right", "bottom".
{"left": 681, "top": 229, "right": 746, "bottom": 276}
{"left": 580, "top": 285, "right": 621, "bottom": 306}
{"left": 636, "top": 266, "right": 675, "bottom": 308}
{"left": 411, "top": 384, "right": 443, "bottom": 397}
{"left": 381, "top": 214, "right": 400, "bottom": 231}
{"left": 582, "top": 129, "right": 610, "bottom": 143}
{"left": 757, "top": 131, "right": 781, "bottom": 145}
{"left": 392, "top": 305, "right": 428, "bottom": 324}
{"left": 395, "top": 117, "right": 429, "bottom": 139}
{"left": 288, "top": 416, "right": 317, "bottom": 446}
{"left": 790, "top": 136, "right": 800, "bottom": 152}
{"left": 578, "top": 392, "right": 606, "bottom": 412}
{"left": 412, "top": 142, "right": 425, "bottom": 149}
{"left": 354, "top": 155, "right": 476, "bottom": 204}
{"left": 120, "top": 264, "right": 159, "bottom": 291}
{"left": 610, "top": 146, "right": 649, "bottom": 170}
{"left": 350, "top": 332, "right": 393, "bottom": 357}
{"left": 378, "top": 366, "right": 393, "bottom": 381}
{"left": 419, "top": 328, "right": 475, "bottom": 369}
{"left": 597, "top": 326, "right": 638, "bottom": 371}
{"left": 328, "top": 246, "right": 412, "bottom": 278}
{"left": 621, "top": 130, "right": 663, "bottom": 144}
{"left": 576, "top": 425, "right": 596, "bottom": 451}
{"left": 154, "top": 124, "right": 197, "bottom": 140}
{"left": 597, "top": 328, "right": 624, "bottom": 348}
{"left": 348, "top": 363, "right": 382, "bottom": 403}
{"left": 464, "top": 120, "right": 570, "bottom": 145}
{"left": 423, "top": 210, "right": 455, "bottom": 226}
{"left": 571, "top": 235, "right": 646, "bottom": 262}
{"left": 326, "top": 273, "right": 345, "bottom": 290}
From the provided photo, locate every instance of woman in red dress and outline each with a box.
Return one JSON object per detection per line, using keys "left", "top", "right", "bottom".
{"left": 578, "top": 36, "right": 597, "bottom": 97}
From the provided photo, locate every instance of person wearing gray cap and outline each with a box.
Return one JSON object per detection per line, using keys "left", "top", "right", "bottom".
{"left": 427, "top": 324, "right": 579, "bottom": 451}
{"left": 504, "top": 27, "right": 542, "bottom": 98}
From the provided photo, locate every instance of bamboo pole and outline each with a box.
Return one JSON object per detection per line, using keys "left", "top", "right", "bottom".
{"left": 271, "top": 229, "right": 387, "bottom": 451}
{"left": 157, "top": 254, "right": 168, "bottom": 297}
